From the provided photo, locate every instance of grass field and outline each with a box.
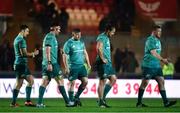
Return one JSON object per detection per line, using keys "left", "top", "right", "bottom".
{"left": 0, "top": 98, "right": 179, "bottom": 112}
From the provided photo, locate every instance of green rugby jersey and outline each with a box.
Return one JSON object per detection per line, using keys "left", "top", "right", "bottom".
{"left": 63, "top": 38, "right": 85, "bottom": 67}
{"left": 142, "top": 35, "right": 161, "bottom": 68}
{"left": 96, "top": 32, "right": 111, "bottom": 63}
{"left": 13, "top": 35, "right": 27, "bottom": 64}
{"left": 42, "top": 33, "right": 58, "bottom": 65}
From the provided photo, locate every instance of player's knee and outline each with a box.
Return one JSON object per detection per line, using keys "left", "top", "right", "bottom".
{"left": 29, "top": 80, "right": 34, "bottom": 86}
{"left": 110, "top": 75, "right": 117, "bottom": 84}
{"left": 82, "top": 80, "right": 88, "bottom": 87}
{"left": 16, "top": 83, "right": 23, "bottom": 89}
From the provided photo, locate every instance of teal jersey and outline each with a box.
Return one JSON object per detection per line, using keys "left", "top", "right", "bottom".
{"left": 142, "top": 35, "right": 161, "bottom": 68}
{"left": 42, "top": 33, "right": 58, "bottom": 65}
{"left": 63, "top": 38, "right": 85, "bottom": 67}
{"left": 96, "top": 33, "right": 111, "bottom": 63}
{"left": 13, "top": 35, "right": 27, "bottom": 64}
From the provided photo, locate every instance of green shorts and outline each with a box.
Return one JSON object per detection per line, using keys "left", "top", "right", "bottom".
{"left": 14, "top": 64, "right": 31, "bottom": 79}
{"left": 42, "top": 63, "right": 63, "bottom": 81}
{"left": 96, "top": 63, "right": 116, "bottom": 79}
{"left": 142, "top": 67, "right": 163, "bottom": 79}
{"left": 69, "top": 65, "right": 88, "bottom": 81}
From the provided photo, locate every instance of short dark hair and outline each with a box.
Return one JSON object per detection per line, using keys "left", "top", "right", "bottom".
{"left": 152, "top": 25, "right": 161, "bottom": 31}
{"left": 20, "top": 24, "right": 28, "bottom": 31}
{"left": 50, "top": 22, "right": 59, "bottom": 27}
{"left": 105, "top": 23, "right": 115, "bottom": 32}
{"left": 72, "top": 28, "right": 81, "bottom": 33}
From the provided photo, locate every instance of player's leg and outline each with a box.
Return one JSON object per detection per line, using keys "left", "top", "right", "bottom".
{"left": 74, "top": 76, "right": 88, "bottom": 106}
{"left": 55, "top": 76, "right": 70, "bottom": 105}
{"left": 74, "top": 77, "right": 88, "bottom": 99}
{"left": 155, "top": 76, "right": 177, "bottom": 107}
{"left": 136, "top": 67, "right": 150, "bottom": 107}
{"left": 103, "top": 74, "right": 116, "bottom": 101}
{"left": 53, "top": 63, "right": 71, "bottom": 106}
{"left": 97, "top": 79, "right": 106, "bottom": 107}
{"left": 11, "top": 78, "right": 24, "bottom": 107}
{"left": 24, "top": 74, "right": 34, "bottom": 106}
{"left": 37, "top": 76, "right": 49, "bottom": 107}
{"left": 98, "top": 63, "right": 116, "bottom": 107}
{"left": 136, "top": 79, "right": 149, "bottom": 107}
{"left": 68, "top": 80, "right": 75, "bottom": 102}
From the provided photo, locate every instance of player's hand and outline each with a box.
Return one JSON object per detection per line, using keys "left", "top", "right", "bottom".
{"left": 102, "top": 58, "right": 108, "bottom": 64}
{"left": 161, "top": 58, "right": 169, "bottom": 65}
{"left": 34, "top": 49, "right": 39, "bottom": 56}
{"left": 47, "top": 64, "right": 53, "bottom": 71}
{"left": 64, "top": 67, "right": 70, "bottom": 74}
{"left": 87, "top": 64, "right": 91, "bottom": 70}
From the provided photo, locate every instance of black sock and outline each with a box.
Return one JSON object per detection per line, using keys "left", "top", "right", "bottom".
{"left": 137, "top": 88, "right": 144, "bottom": 104}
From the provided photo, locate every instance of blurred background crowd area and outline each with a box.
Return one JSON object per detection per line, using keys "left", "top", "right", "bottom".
{"left": 0, "top": 0, "right": 180, "bottom": 78}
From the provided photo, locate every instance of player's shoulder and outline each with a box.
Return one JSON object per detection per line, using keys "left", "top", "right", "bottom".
{"left": 97, "top": 33, "right": 106, "bottom": 40}
{"left": 15, "top": 35, "right": 24, "bottom": 42}
{"left": 146, "top": 35, "right": 156, "bottom": 42}
{"left": 45, "top": 33, "right": 55, "bottom": 39}
{"left": 65, "top": 38, "right": 73, "bottom": 46}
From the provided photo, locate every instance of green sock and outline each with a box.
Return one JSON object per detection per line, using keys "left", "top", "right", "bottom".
{"left": 12, "top": 89, "right": 19, "bottom": 104}
{"left": 37, "top": 86, "right": 46, "bottom": 104}
{"left": 26, "top": 86, "right": 32, "bottom": 102}
{"left": 74, "top": 84, "right": 85, "bottom": 100}
{"left": 68, "top": 90, "right": 74, "bottom": 102}
{"left": 59, "top": 86, "right": 69, "bottom": 104}
{"left": 160, "top": 90, "right": 168, "bottom": 104}
{"left": 137, "top": 88, "right": 144, "bottom": 104}
{"left": 103, "top": 84, "right": 112, "bottom": 100}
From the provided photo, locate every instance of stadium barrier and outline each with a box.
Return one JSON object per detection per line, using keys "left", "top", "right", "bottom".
{"left": 0, "top": 79, "right": 180, "bottom": 98}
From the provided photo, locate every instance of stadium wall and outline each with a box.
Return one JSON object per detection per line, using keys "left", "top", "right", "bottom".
{"left": 0, "top": 79, "right": 180, "bottom": 98}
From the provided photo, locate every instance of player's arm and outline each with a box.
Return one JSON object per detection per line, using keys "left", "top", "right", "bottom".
{"left": 62, "top": 43, "right": 70, "bottom": 74}
{"left": 62, "top": 52, "right": 68, "bottom": 70}
{"left": 96, "top": 41, "right": 107, "bottom": 63}
{"left": 46, "top": 46, "right": 53, "bottom": 71}
{"left": 46, "top": 46, "right": 51, "bottom": 62}
{"left": 62, "top": 53, "right": 70, "bottom": 74}
{"left": 150, "top": 49, "right": 168, "bottom": 64}
{"left": 20, "top": 48, "right": 39, "bottom": 58}
{"left": 84, "top": 49, "right": 91, "bottom": 69}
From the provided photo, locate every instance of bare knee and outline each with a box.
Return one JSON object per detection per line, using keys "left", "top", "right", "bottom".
{"left": 56, "top": 79, "right": 64, "bottom": 86}
{"left": 109, "top": 75, "right": 117, "bottom": 86}
{"left": 140, "top": 80, "right": 149, "bottom": 89}
{"left": 15, "top": 82, "right": 23, "bottom": 90}
{"left": 28, "top": 79, "right": 34, "bottom": 86}
{"left": 82, "top": 78, "right": 88, "bottom": 86}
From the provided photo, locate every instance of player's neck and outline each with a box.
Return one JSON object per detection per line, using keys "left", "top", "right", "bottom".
{"left": 18, "top": 32, "right": 24, "bottom": 38}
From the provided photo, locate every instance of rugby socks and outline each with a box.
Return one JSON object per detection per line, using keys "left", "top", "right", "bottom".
{"left": 160, "top": 90, "right": 168, "bottom": 104}
{"left": 68, "top": 90, "right": 74, "bottom": 102}
{"left": 137, "top": 88, "right": 145, "bottom": 104}
{"left": 25, "top": 86, "right": 32, "bottom": 102}
{"left": 37, "top": 86, "right": 46, "bottom": 104}
{"left": 74, "top": 84, "right": 85, "bottom": 99}
{"left": 58, "top": 86, "right": 69, "bottom": 104}
{"left": 103, "top": 84, "right": 112, "bottom": 100}
{"left": 12, "top": 89, "right": 19, "bottom": 104}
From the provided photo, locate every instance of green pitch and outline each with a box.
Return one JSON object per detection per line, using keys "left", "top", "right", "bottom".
{"left": 0, "top": 98, "right": 179, "bottom": 112}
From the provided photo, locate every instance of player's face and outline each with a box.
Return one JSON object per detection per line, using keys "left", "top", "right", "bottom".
{"left": 108, "top": 28, "right": 116, "bottom": 37}
{"left": 54, "top": 26, "right": 61, "bottom": 35}
{"left": 73, "top": 32, "right": 81, "bottom": 40}
{"left": 23, "top": 28, "right": 29, "bottom": 37}
{"left": 154, "top": 28, "right": 162, "bottom": 38}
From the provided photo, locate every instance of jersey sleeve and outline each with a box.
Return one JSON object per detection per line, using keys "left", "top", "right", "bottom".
{"left": 19, "top": 39, "right": 27, "bottom": 48}
{"left": 147, "top": 38, "right": 157, "bottom": 51}
{"left": 96, "top": 35, "right": 104, "bottom": 43}
{"left": 45, "top": 36, "right": 53, "bottom": 47}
